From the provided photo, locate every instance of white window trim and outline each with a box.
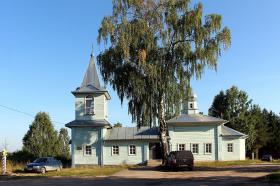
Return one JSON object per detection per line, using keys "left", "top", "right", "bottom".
{"left": 227, "top": 143, "right": 233, "bottom": 152}
{"left": 204, "top": 143, "right": 212, "bottom": 154}
{"left": 191, "top": 143, "right": 199, "bottom": 154}
{"left": 84, "top": 145, "right": 92, "bottom": 156}
{"left": 177, "top": 143, "right": 186, "bottom": 151}
{"left": 128, "top": 145, "right": 136, "bottom": 156}
{"left": 112, "top": 145, "right": 120, "bottom": 156}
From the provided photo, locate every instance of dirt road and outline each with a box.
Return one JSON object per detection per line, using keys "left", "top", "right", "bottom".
{"left": 0, "top": 164, "right": 279, "bottom": 186}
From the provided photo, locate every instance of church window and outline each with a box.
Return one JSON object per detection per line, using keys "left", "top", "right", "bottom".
{"left": 227, "top": 143, "right": 233, "bottom": 152}
{"left": 129, "top": 145, "right": 136, "bottom": 155}
{"left": 85, "top": 95, "right": 94, "bottom": 115}
{"left": 178, "top": 144, "right": 185, "bottom": 151}
{"left": 205, "top": 143, "right": 212, "bottom": 154}
{"left": 190, "top": 103, "right": 193, "bottom": 109}
{"left": 191, "top": 143, "right": 199, "bottom": 154}
{"left": 112, "top": 145, "right": 119, "bottom": 155}
{"left": 85, "top": 145, "right": 92, "bottom": 155}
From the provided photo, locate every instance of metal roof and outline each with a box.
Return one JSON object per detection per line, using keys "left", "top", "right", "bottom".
{"left": 221, "top": 125, "right": 247, "bottom": 137}
{"left": 104, "top": 127, "right": 160, "bottom": 141}
{"left": 166, "top": 114, "right": 227, "bottom": 124}
{"left": 81, "top": 53, "right": 100, "bottom": 89}
{"left": 65, "top": 119, "right": 111, "bottom": 128}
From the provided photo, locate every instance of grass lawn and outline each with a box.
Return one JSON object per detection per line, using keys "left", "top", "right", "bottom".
{"left": 195, "top": 159, "right": 280, "bottom": 167}
{"left": 265, "top": 171, "right": 280, "bottom": 183}
{"left": 1, "top": 164, "right": 131, "bottom": 178}
{"left": 0, "top": 160, "right": 130, "bottom": 177}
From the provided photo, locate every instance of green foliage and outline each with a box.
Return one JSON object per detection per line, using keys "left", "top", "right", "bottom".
{"left": 8, "top": 150, "right": 35, "bottom": 163}
{"left": 57, "top": 128, "right": 71, "bottom": 159}
{"left": 261, "top": 110, "right": 280, "bottom": 156}
{"left": 113, "top": 122, "right": 123, "bottom": 127}
{"left": 97, "top": 0, "right": 230, "bottom": 161}
{"left": 209, "top": 86, "right": 252, "bottom": 127}
{"left": 98, "top": 0, "right": 231, "bottom": 127}
{"left": 209, "top": 86, "right": 280, "bottom": 158}
{"left": 22, "top": 112, "right": 70, "bottom": 159}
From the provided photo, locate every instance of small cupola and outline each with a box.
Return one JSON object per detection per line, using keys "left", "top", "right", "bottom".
{"left": 181, "top": 94, "right": 199, "bottom": 115}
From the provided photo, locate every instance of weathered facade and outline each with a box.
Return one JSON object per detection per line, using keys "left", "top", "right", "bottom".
{"left": 66, "top": 53, "right": 247, "bottom": 167}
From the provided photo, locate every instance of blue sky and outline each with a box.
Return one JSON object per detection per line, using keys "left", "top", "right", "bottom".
{"left": 0, "top": 0, "right": 279, "bottom": 152}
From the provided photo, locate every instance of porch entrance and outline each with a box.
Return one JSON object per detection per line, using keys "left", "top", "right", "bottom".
{"left": 149, "top": 143, "right": 162, "bottom": 160}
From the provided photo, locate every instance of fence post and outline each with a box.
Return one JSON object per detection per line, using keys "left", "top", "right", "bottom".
{"left": 1, "top": 149, "right": 7, "bottom": 175}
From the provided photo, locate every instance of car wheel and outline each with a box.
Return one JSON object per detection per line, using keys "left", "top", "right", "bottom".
{"left": 189, "top": 166, "right": 194, "bottom": 171}
{"left": 41, "top": 167, "right": 46, "bottom": 174}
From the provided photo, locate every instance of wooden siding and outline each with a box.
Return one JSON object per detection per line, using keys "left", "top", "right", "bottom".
{"left": 221, "top": 138, "right": 246, "bottom": 160}
{"left": 75, "top": 94, "right": 106, "bottom": 120}
{"left": 168, "top": 125, "right": 218, "bottom": 161}
{"left": 103, "top": 141, "right": 149, "bottom": 165}
{"left": 71, "top": 127, "right": 101, "bottom": 165}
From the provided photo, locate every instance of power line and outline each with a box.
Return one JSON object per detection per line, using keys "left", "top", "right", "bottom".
{"left": 0, "top": 104, "right": 64, "bottom": 125}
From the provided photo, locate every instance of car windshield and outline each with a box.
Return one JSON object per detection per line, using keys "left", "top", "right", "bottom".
{"left": 33, "top": 158, "right": 47, "bottom": 163}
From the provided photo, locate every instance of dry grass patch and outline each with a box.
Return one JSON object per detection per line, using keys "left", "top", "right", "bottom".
{"left": 44, "top": 165, "right": 132, "bottom": 177}
{"left": 0, "top": 160, "right": 25, "bottom": 174}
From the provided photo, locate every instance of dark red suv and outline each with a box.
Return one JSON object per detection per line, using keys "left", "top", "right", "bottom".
{"left": 167, "top": 151, "right": 194, "bottom": 171}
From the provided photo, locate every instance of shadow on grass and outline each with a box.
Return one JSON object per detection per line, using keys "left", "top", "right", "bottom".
{"left": 0, "top": 176, "right": 271, "bottom": 186}
{"left": 264, "top": 172, "right": 280, "bottom": 183}
{"left": 128, "top": 164, "right": 280, "bottom": 174}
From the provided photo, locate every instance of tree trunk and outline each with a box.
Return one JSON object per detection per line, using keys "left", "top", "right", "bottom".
{"left": 255, "top": 148, "right": 259, "bottom": 159}
{"left": 158, "top": 96, "right": 169, "bottom": 165}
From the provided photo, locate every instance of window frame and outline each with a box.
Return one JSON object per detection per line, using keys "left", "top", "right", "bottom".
{"left": 112, "top": 145, "right": 119, "bottom": 156}
{"left": 128, "top": 145, "right": 136, "bottom": 156}
{"left": 178, "top": 144, "right": 185, "bottom": 151}
{"left": 84, "top": 145, "right": 92, "bottom": 156}
{"left": 85, "top": 95, "right": 94, "bottom": 115}
{"left": 205, "top": 143, "right": 212, "bottom": 154}
{"left": 191, "top": 143, "right": 199, "bottom": 154}
{"left": 227, "top": 143, "right": 233, "bottom": 152}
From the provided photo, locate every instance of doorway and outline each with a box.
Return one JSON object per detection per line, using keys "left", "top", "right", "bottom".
{"left": 149, "top": 143, "right": 162, "bottom": 160}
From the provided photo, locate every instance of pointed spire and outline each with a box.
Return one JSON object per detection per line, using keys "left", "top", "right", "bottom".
{"left": 90, "top": 43, "right": 94, "bottom": 58}
{"left": 80, "top": 49, "right": 101, "bottom": 89}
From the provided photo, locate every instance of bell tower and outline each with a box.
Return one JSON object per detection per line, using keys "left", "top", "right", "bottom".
{"left": 71, "top": 51, "right": 111, "bottom": 121}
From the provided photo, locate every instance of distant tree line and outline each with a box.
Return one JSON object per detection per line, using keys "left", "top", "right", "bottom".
{"left": 209, "top": 86, "right": 280, "bottom": 159}
{"left": 113, "top": 122, "right": 123, "bottom": 127}
{"left": 9, "top": 112, "right": 70, "bottom": 165}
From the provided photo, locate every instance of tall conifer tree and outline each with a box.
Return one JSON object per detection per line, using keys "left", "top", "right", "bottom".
{"left": 23, "top": 112, "right": 59, "bottom": 157}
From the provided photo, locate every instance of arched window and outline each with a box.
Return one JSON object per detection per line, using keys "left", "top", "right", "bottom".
{"left": 85, "top": 95, "right": 94, "bottom": 115}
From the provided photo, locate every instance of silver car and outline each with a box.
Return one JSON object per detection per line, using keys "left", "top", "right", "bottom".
{"left": 25, "top": 157, "right": 62, "bottom": 173}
